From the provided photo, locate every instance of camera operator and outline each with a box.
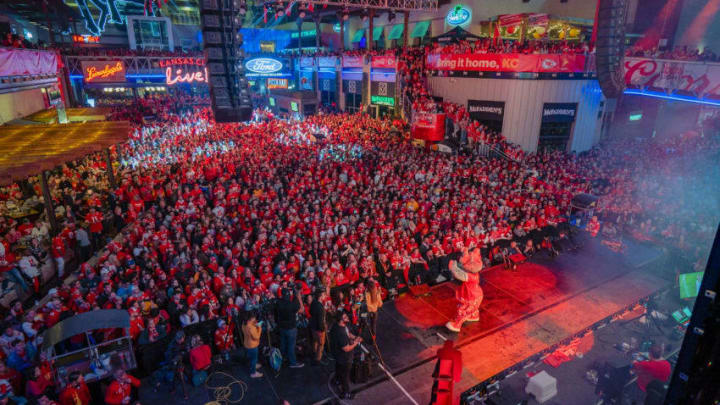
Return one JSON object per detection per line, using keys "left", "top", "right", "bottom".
{"left": 330, "top": 310, "right": 362, "bottom": 400}
{"left": 242, "top": 313, "right": 263, "bottom": 378}
{"left": 309, "top": 290, "right": 328, "bottom": 365}
{"left": 274, "top": 287, "right": 305, "bottom": 369}
{"left": 156, "top": 331, "right": 188, "bottom": 397}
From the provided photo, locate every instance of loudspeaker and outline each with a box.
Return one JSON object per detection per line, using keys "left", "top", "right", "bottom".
{"left": 595, "top": 0, "right": 628, "bottom": 99}
{"left": 200, "top": 0, "right": 252, "bottom": 122}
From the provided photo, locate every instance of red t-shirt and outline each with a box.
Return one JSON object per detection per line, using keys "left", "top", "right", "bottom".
{"left": 633, "top": 359, "right": 671, "bottom": 391}
{"left": 189, "top": 344, "right": 212, "bottom": 371}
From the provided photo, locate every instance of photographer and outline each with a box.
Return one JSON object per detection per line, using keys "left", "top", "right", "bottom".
{"left": 241, "top": 313, "right": 263, "bottom": 378}
{"left": 274, "top": 287, "right": 305, "bottom": 369}
{"left": 330, "top": 310, "right": 361, "bottom": 400}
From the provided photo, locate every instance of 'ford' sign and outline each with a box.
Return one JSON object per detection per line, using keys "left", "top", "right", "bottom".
{"left": 446, "top": 5, "right": 471, "bottom": 26}
{"left": 245, "top": 58, "right": 283, "bottom": 74}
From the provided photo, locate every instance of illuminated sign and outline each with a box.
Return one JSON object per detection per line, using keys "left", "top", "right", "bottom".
{"left": 73, "top": 34, "right": 100, "bottom": 43}
{"left": 158, "top": 58, "right": 205, "bottom": 68}
{"left": 82, "top": 61, "right": 125, "bottom": 83}
{"left": 165, "top": 67, "right": 209, "bottom": 85}
{"left": 629, "top": 113, "right": 642, "bottom": 121}
{"left": 446, "top": 5, "right": 471, "bottom": 27}
{"left": 291, "top": 101, "right": 299, "bottom": 112}
{"left": 267, "top": 78, "right": 288, "bottom": 89}
{"left": 291, "top": 29, "right": 317, "bottom": 38}
{"left": 245, "top": 58, "right": 283, "bottom": 75}
{"left": 371, "top": 95, "right": 395, "bottom": 106}
{"left": 333, "top": 23, "right": 341, "bottom": 33}
{"left": 269, "top": 97, "right": 276, "bottom": 106}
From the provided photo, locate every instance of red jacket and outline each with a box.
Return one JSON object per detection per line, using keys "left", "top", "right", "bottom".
{"left": 59, "top": 381, "right": 91, "bottom": 405}
{"left": 104, "top": 375, "right": 140, "bottom": 405}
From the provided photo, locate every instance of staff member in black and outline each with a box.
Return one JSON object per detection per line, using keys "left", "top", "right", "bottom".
{"left": 309, "top": 290, "right": 328, "bottom": 365}
{"left": 330, "top": 310, "right": 362, "bottom": 400}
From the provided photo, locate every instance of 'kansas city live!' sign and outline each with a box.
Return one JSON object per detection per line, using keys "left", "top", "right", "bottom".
{"left": 81, "top": 61, "right": 126, "bottom": 83}
{"left": 158, "top": 58, "right": 206, "bottom": 68}
{"left": 245, "top": 57, "right": 284, "bottom": 76}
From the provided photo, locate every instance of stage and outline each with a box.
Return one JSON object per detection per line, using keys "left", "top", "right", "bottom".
{"left": 139, "top": 233, "right": 671, "bottom": 405}
{"left": 346, "top": 233, "right": 669, "bottom": 405}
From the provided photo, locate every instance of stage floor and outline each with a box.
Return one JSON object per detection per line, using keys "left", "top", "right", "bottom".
{"left": 138, "top": 234, "right": 670, "bottom": 405}
{"left": 351, "top": 234, "right": 670, "bottom": 405}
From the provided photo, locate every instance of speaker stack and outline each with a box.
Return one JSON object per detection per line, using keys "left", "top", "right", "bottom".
{"left": 199, "top": 0, "right": 252, "bottom": 122}
{"left": 595, "top": 0, "right": 628, "bottom": 99}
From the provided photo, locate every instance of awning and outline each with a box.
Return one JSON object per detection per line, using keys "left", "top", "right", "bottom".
{"left": 372, "top": 26, "right": 384, "bottom": 41}
{"left": 351, "top": 29, "right": 365, "bottom": 43}
{"left": 42, "top": 310, "right": 130, "bottom": 350}
{"left": 388, "top": 24, "right": 404, "bottom": 40}
{"left": 410, "top": 20, "right": 431, "bottom": 38}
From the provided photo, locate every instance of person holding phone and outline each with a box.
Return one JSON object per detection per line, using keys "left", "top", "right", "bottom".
{"left": 242, "top": 313, "right": 263, "bottom": 378}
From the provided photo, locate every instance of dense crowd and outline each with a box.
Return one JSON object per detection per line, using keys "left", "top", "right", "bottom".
{"left": 429, "top": 38, "right": 592, "bottom": 55}
{"left": 0, "top": 37, "right": 718, "bottom": 405}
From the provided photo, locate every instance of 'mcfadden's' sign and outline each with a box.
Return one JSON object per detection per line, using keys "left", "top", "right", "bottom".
{"left": 245, "top": 58, "right": 283, "bottom": 75}
{"left": 446, "top": 5, "right": 471, "bottom": 26}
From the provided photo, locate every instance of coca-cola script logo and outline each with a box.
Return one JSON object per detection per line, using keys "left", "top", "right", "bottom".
{"left": 245, "top": 58, "right": 283, "bottom": 74}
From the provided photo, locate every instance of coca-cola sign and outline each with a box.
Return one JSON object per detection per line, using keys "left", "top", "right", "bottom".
{"left": 245, "top": 58, "right": 283, "bottom": 75}
{"left": 624, "top": 57, "right": 720, "bottom": 96}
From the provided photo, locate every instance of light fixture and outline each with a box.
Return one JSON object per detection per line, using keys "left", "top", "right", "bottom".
{"left": 361, "top": 9, "right": 369, "bottom": 22}
{"left": 388, "top": 10, "right": 396, "bottom": 22}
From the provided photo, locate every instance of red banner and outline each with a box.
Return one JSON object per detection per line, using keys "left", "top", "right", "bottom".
{"left": 81, "top": 60, "right": 126, "bottom": 83}
{"left": 426, "top": 53, "right": 587, "bottom": 73}
{"left": 371, "top": 54, "right": 397, "bottom": 69}
{"left": 498, "top": 14, "right": 524, "bottom": 27}
{"left": 0, "top": 48, "right": 59, "bottom": 77}
{"left": 342, "top": 55, "right": 363, "bottom": 68}
{"left": 412, "top": 112, "right": 445, "bottom": 141}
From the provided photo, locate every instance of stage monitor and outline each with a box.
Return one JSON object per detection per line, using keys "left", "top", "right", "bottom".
{"left": 678, "top": 271, "right": 703, "bottom": 299}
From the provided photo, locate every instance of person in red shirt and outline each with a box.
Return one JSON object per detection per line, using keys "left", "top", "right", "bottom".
{"left": 59, "top": 372, "right": 91, "bottom": 405}
{"left": 51, "top": 235, "right": 66, "bottom": 279}
{"left": 85, "top": 207, "right": 104, "bottom": 251}
{"left": 104, "top": 369, "right": 140, "bottom": 405}
{"left": 213, "top": 319, "right": 235, "bottom": 361}
{"left": 632, "top": 344, "right": 671, "bottom": 394}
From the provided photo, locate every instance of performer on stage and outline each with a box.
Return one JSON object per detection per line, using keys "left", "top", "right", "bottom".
{"left": 446, "top": 246, "right": 484, "bottom": 333}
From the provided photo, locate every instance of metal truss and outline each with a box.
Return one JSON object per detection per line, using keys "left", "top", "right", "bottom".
{"left": 64, "top": 55, "right": 174, "bottom": 76}
{"left": 300, "top": 0, "right": 437, "bottom": 11}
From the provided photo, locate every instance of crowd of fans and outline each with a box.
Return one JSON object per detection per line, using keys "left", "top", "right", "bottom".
{"left": 0, "top": 33, "right": 718, "bottom": 405}
{"left": 429, "top": 38, "right": 592, "bottom": 55}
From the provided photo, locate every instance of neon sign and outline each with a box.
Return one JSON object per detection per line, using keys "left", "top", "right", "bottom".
{"left": 82, "top": 61, "right": 126, "bottom": 83}
{"left": 371, "top": 95, "right": 395, "bottom": 106}
{"left": 73, "top": 35, "right": 100, "bottom": 43}
{"left": 446, "top": 5, "right": 471, "bottom": 27}
{"left": 165, "top": 67, "right": 209, "bottom": 85}
{"left": 245, "top": 58, "right": 283, "bottom": 75}
{"left": 158, "top": 58, "right": 206, "bottom": 68}
{"left": 267, "top": 78, "right": 288, "bottom": 89}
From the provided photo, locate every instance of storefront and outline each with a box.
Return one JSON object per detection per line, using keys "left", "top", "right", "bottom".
{"left": 342, "top": 55, "right": 364, "bottom": 113}
{"left": 66, "top": 57, "right": 208, "bottom": 106}
{"left": 426, "top": 51, "right": 603, "bottom": 152}
{"left": 538, "top": 103, "right": 578, "bottom": 151}
{"left": 467, "top": 99, "right": 505, "bottom": 134}
{"left": 318, "top": 56, "right": 339, "bottom": 108}
{"left": 369, "top": 54, "right": 397, "bottom": 117}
